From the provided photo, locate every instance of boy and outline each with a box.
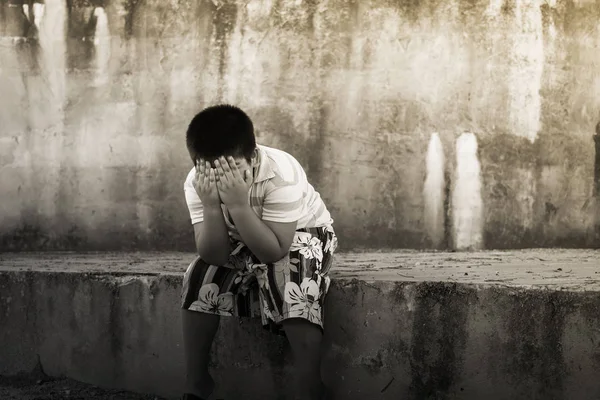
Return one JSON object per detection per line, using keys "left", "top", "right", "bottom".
{"left": 181, "top": 104, "right": 338, "bottom": 400}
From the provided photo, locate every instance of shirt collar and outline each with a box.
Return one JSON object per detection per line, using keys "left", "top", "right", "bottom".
{"left": 253, "top": 145, "right": 275, "bottom": 183}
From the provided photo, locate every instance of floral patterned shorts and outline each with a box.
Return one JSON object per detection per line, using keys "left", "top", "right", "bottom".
{"left": 181, "top": 225, "right": 338, "bottom": 333}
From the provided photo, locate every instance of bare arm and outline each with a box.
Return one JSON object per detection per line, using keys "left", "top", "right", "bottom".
{"left": 191, "top": 160, "right": 231, "bottom": 266}
{"left": 213, "top": 155, "right": 296, "bottom": 264}
{"left": 194, "top": 205, "right": 231, "bottom": 266}
{"left": 228, "top": 204, "right": 296, "bottom": 264}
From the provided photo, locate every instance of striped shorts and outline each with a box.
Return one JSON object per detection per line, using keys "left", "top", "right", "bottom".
{"left": 181, "top": 225, "right": 338, "bottom": 333}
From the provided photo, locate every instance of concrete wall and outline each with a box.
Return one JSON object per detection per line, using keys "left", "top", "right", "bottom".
{"left": 1, "top": 0, "right": 600, "bottom": 251}
{"left": 2, "top": 251, "right": 600, "bottom": 399}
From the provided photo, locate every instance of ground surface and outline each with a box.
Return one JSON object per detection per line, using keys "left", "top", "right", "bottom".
{"left": 0, "top": 374, "right": 167, "bottom": 400}
{"left": 1, "top": 249, "right": 599, "bottom": 290}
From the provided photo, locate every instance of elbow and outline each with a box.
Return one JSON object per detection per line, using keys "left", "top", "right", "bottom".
{"left": 198, "top": 251, "right": 229, "bottom": 267}
{"left": 259, "top": 246, "right": 289, "bottom": 265}
{"left": 196, "top": 245, "right": 229, "bottom": 267}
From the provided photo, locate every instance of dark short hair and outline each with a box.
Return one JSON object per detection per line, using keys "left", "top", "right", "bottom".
{"left": 186, "top": 104, "right": 256, "bottom": 165}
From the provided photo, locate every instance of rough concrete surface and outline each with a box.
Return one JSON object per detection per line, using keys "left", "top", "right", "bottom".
{"left": 0, "top": 374, "right": 166, "bottom": 400}
{"left": 1, "top": 250, "right": 600, "bottom": 400}
{"left": 2, "top": 0, "right": 600, "bottom": 251}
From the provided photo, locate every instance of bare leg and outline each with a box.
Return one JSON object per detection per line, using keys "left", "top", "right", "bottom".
{"left": 182, "top": 309, "right": 220, "bottom": 398}
{"left": 282, "top": 318, "right": 325, "bottom": 400}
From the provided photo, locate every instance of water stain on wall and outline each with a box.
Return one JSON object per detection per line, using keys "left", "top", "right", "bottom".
{"left": 123, "top": 0, "right": 139, "bottom": 39}
{"left": 478, "top": 129, "right": 595, "bottom": 248}
{"left": 0, "top": 0, "right": 5, "bottom": 34}
{"left": 107, "top": 286, "right": 124, "bottom": 382}
{"left": 594, "top": 121, "right": 600, "bottom": 197}
{"left": 213, "top": 1, "right": 237, "bottom": 101}
{"left": 1, "top": 0, "right": 599, "bottom": 250}
{"left": 409, "top": 282, "right": 474, "bottom": 399}
{"left": 494, "top": 290, "right": 570, "bottom": 398}
{"left": 65, "top": 2, "right": 97, "bottom": 70}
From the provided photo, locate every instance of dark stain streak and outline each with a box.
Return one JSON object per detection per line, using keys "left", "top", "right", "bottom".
{"left": 305, "top": 0, "right": 331, "bottom": 190}
{"left": 395, "top": 0, "right": 421, "bottom": 23}
{"left": 269, "top": 0, "right": 282, "bottom": 26}
{"left": 478, "top": 131, "right": 592, "bottom": 248}
{"left": 501, "top": 0, "right": 516, "bottom": 17}
{"left": 539, "top": 294, "right": 567, "bottom": 397}
{"left": 306, "top": 103, "right": 328, "bottom": 191}
{"left": 25, "top": 0, "right": 33, "bottom": 27}
{"left": 345, "top": 0, "right": 360, "bottom": 68}
{"left": 85, "top": 8, "right": 99, "bottom": 37}
{"left": 213, "top": 1, "right": 238, "bottom": 101}
{"left": 457, "top": 0, "right": 480, "bottom": 26}
{"left": 545, "top": 202, "right": 558, "bottom": 220}
{"left": 25, "top": 272, "right": 38, "bottom": 345}
{"left": 303, "top": 0, "right": 318, "bottom": 33}
{"left": 0, "top": 1, "right": 6, "bottom": 36}
{"left": 124, "top": 0, "right": 140, "bottom": 39}
{"left": 593, "top": 121, "right": 600, "bottom": 197}
{"left": 443, "top": 170, "right": 452, "bottom": 250}
{"left": 195, "top": 1, "right": 215, "bottom": 106}
{"left": 501, "top": 291, "right": 569, "bottom": 399}
{"left": 409, "top": 283, "right": 473, "bottom": 400}
{"left": 594, "top": 122, "right": 600, "bottom": 246}
{"left": 108, "top": 283, "right": 123, "bottom": 382}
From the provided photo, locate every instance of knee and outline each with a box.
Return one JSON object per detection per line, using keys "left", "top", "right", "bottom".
{"left": 283, "top": 318, "right": 322, "bottom": 343}
{"left": 182, "top": 309, "right": 220, "bottom": 332}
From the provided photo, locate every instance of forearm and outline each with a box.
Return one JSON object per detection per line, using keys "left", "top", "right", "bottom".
{"left": 197, "top": 206, "right": 230, "bottom": 266}
{"left": 228, "top": 204, "right": 285, "bottom": 264}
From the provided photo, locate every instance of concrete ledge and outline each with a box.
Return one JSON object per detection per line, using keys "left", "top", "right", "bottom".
{"left": 1, "top": 250, "right": 600, "bottom": 400}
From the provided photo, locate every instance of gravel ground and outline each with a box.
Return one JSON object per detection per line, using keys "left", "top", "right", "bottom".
{"left": 0, "top": 374, "right": 168, "bottom": 400}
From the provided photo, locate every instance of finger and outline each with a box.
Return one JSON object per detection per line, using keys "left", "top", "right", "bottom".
{"left": 202, "top": 162, "right": 211, "bottom": 183}
{"left": 221, "top": 156, "right": 237, "bottom": 180}
{"left": 230, "top": 157, "right": 245, "bottom": 181}
{"left": 200, "top": 160, "right": 209, "bottom": 177}
{"left": 204, "top": 168, "right": 213, "bottom": 192}
{"left": 214, "top": 159, "right": 227, "bottom": 182}
{"left": 196, "top": 167, "right": 203, "bottom": 184}
{"left": 202, "top": 164, "right": 211, "bottom": 186}
{"left": 212, "top": 169, "right": 222, "bottom": 192}
{"left": 211, "top": 161, "right": 221, "bottom": 182}
{"left": 194, "top": 162, "right": 203, "bottom": 185}
{"left": 215, "top": 160, "right": 223, "bottom": 177}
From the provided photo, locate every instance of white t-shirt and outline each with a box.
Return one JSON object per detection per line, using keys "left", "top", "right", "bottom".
{"left": 184, "top": 144, "right": 333, "bottom": 238}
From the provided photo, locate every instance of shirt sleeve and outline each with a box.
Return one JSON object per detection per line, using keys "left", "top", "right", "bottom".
{"left": 261, "top": 180, "right": 304, "bottom": 223}
{"left": 184, "top": 172, "right": 204, "bottom": 225}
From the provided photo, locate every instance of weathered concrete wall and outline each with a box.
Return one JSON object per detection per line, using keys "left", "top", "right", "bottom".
{"left": 1, "top": 0, "right": 600, "bottom": 250}
{"left": 1, "top": 251, "right": 600, "bottom": 399}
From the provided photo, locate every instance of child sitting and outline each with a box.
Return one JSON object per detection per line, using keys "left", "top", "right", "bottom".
{"left": 181, "top": 104, "right": 338, "bottom": 400}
